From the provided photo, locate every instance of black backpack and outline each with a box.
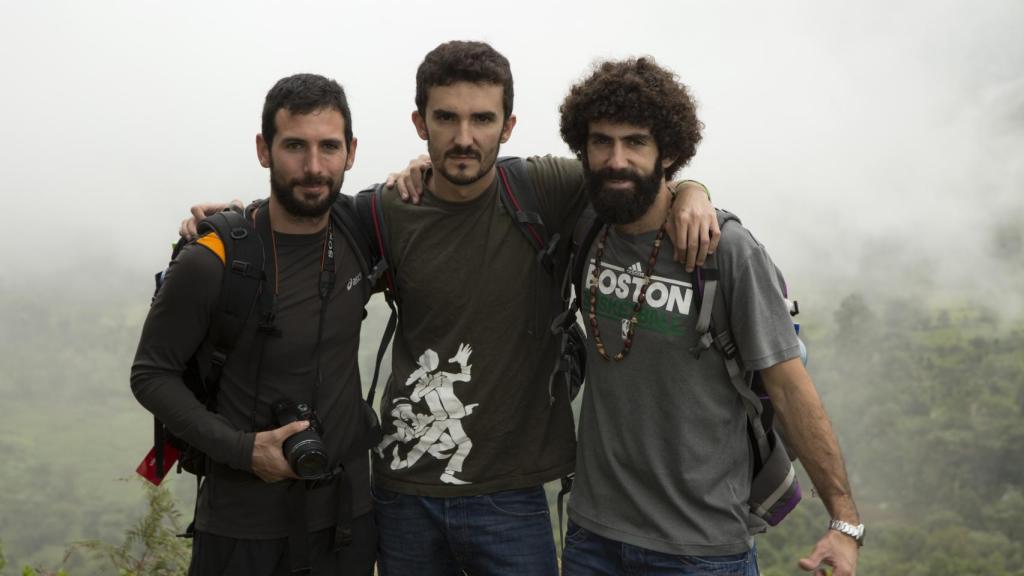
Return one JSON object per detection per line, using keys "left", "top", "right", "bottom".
{"left": 139, "top": 196, "right": 379, "bottom": 485}
{"left": 567, "top": 208, "right": 803, "bottom": 528}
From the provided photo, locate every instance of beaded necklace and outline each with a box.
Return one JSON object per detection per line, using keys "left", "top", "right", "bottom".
{"left": 587, "top": 219, "right": 667, "bottom": 362}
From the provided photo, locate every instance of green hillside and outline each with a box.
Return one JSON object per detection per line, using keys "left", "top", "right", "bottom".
{"left": 1, "top": 283, "right": 1022, "bottom": 574}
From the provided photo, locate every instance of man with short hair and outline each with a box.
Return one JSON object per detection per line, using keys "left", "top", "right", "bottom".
{"left": 557, "top": 57, "right": 861, "bottom": 576}
{"left": 132, "top": 73, "right": 377, "bottom": 575}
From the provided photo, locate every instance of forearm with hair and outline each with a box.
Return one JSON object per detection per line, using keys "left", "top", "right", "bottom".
{"left": 762, "top": 358, "right": 860, "bottom": 523}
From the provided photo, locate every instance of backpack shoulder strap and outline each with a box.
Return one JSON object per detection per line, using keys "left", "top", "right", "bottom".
{"left": 353, "top": 183, "right": 398, "bottom": 406}
{"left": 151, "top": 210, "right": 264, "bottom": 480}
{"left": 690, "top": 209, "right": 769, "bottom": 454}
{"left": 329, "top": 194, "right": 377, "bottom": 304}
{"left": 496, "top": 156, "right": 560, "bottom": 275}
{"left": 354, "top": 184, "right": 394, "bottom": 292}
{"left": 570, "top": 207, "right": 604, "bottom": 313}
{"left": 549, "top": 206, "right": 603, "bottom": 336}
{"left": 195, "top": 210, "right": 266, "bottom": 405}
{"left": 692, "top": 209, "right": 741, "bottom": 337}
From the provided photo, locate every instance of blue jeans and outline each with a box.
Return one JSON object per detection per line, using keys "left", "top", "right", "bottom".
{"left": 373, "top": 484, "right": 559, "bottom": 576}
{"left": 561, "top": 521, "right": 759, "bottom": 576}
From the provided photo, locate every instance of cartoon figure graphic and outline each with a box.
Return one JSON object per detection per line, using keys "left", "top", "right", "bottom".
{"left": 375, "top": 399, "right": 454, "bottom": 459}
{"left": 386, "top": 343, "right": 478, "bottom": 485}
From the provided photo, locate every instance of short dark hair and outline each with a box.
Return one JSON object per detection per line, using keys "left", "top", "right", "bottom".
{"left": 261, "top": 73, "right": 353, "bottom": 148}
{"left": 559, "top": 57, "right": 703, "bottom": 179}
{"left": 415, "top": 41, "right": 514, "bottom": 120}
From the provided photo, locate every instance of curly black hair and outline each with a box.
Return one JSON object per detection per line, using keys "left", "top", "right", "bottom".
{"left": 559, "top": 57, "right": 702, "bottom": 179}
{"left": 415, "top": 41, "right": 514, "bottom": 120}
{"left": 262, "top": 73, "right": 353, "bottom": 148}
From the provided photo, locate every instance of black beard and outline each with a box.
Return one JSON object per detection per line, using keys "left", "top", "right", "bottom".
{"left": 269, "top": 164, "right": 342, "bottom": 218}
{"left": 585, "top": 162, "right": 663, "bottom": 225}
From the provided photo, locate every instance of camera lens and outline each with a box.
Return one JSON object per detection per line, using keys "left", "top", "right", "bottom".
{"left": 283, "top": 430, "right": 329, "bottom": 478}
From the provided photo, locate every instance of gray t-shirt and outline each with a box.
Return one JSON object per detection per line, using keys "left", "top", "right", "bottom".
{"left": 569, "top": 216, "right": 801, "bottom": 556}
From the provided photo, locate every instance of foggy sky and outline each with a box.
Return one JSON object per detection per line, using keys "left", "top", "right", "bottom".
{"left": 2, "top": 0, "right": 1022, "bottom": 311}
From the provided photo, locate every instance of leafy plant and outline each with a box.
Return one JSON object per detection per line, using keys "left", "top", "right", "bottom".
{"left": 71, "top": 481, "right": 190, "bottom": 576}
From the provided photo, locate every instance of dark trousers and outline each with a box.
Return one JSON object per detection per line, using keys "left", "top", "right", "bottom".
{"left": 561, "top": 521, "right": 759, "bottom": 576}
{"left": 188, "top": 512, "right": 377, "bottom": 576}
{"left": 373, "top": 484, "right": 559, "bottom": 576}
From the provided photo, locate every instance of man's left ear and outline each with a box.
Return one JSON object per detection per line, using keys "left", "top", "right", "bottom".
{"left": 500, "top": 114, "right": 517, "bottom": 143}
{"left": 345, "top": 137, "right": 358, "bottom": 170}
{"left": 661, "top": 156, "right": 675, "bottom": 170}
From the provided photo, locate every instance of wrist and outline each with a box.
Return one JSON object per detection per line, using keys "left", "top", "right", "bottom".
{"left": 829, "top": 519, "right": 865, "bottom": 547}
{"left": 674, "top": 179, "right": 711, "bottom": 201}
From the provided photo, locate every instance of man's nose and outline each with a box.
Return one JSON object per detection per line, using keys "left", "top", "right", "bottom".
{"left": 607, "top": 142, "right": 629, "bottom": 170}
{"left": 305, "top": 150, "right": 323, "bottom": 175}
{"left": 454, "top": 121, "right": 473, "bottom": 147}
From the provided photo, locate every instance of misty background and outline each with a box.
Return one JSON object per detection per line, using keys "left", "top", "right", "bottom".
{"left": 1, "top": 0, "right": 1022, "bottom": 573}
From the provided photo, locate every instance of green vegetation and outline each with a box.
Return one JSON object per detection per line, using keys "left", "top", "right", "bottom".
{"left": 1, "top": 281, "right": 1021, "bottom": 574}
{"left": 72, "top": 482, "right": 190, "bottom": 576}
{"left": 754, "top": 294, "right": 1024, "bottom": 575}
{"left": 0, "top": 482, "right": 188, "bottom": 576}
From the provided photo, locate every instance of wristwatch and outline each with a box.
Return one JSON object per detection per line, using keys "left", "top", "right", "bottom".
{"left": 829, "top": 519, "right": 865, "bottom": 547}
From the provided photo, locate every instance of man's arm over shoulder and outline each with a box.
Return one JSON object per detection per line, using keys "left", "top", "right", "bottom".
{"left": 525, "top": 155, "right": 587, "bottom": 229}
{"left": 130, "top": 238, "right": 255, "bottom": 472}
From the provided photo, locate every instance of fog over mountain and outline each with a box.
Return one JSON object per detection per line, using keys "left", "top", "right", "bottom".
{"left": 1, "top": 0, "right": 1021, "bottom": 313}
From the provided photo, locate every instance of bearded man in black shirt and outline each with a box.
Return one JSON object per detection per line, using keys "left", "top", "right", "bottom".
{"left": 131, "top": 74, "right": 376, "bottom": 576}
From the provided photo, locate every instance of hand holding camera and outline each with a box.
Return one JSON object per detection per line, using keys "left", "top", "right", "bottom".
{"left": 251, "top": 419, "right": 309, "bottom": 482}
{"left": 271, "top": 400, "right": 330, "bottom": 480}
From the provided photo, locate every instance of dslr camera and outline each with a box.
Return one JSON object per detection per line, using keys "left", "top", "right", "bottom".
{"left": 271, "top": 399, "right": 329, "bottom": 479}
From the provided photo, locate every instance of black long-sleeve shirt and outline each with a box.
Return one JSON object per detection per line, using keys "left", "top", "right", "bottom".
{"left": 131, "top": 222, "right": 371, "bottom": 538}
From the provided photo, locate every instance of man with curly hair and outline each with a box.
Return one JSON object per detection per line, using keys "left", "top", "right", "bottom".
{"left": 558, "top": 57, "right": 862, "bottom": 576}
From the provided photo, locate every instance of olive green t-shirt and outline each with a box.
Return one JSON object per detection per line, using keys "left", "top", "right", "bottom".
{"left": 372, "top": 156, "right": 587, "bottom": 496}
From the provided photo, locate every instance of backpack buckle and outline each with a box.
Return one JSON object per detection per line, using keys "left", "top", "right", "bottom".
{"left": 689, "top": 332, "right": 714, "bottom": 358}
{"left": 210, "top": 350, "right": 228, "bottom": 367}
{"left": 368, "top": 260, "right": 389, "bottom": 285}
{"left": 549, "top": 304, "right": 577, "bottom": 335}
{"left": 536, "top": 233, "right": 561, "bottom": 275}
{"left": 258, "top": 312, "right": 281, "bottom": 336}
{"left": 714, "top": 330, "right": 738, "bottom": 358}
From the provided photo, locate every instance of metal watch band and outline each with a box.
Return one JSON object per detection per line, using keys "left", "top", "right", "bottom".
{"left": 829, "top": 519, "right": 865, "bottom": 546}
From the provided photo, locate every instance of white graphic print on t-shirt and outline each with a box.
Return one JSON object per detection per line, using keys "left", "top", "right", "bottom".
{"left": 375, "top": 343, "right": 477, "bottom": 485}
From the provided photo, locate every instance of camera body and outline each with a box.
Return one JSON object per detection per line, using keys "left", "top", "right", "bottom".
{"left": 271, "top": 399, "right": 329, "bottom": 479}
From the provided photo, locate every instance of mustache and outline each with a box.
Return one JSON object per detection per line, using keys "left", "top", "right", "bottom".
{"left": 590, "top": 167, "right": 644, "bottom": 183}
{"left": 445, "top": 146, "right": 481, "bottom": 160}
{"left": 290, "top": 175, "right": 333, "bottom": 188}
